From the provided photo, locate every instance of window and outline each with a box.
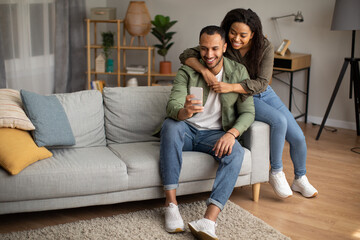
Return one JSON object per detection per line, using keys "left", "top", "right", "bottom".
{"left": 0, "top": 0, "right": 55, "bottom": 93}
{"left": 0, "top": 0, "right": 54, "bottom": 59}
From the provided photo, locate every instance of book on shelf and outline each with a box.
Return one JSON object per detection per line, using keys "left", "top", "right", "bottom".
{"left": 126, "top": 70, "right": 148, "bottom": 74}
{"left": 126, "top": 65, "right": 148, "bottom": 74}
{"left": 91, "top": 80, "right": 106, "bottom": 92}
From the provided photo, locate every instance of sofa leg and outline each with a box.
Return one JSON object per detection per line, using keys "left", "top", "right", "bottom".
{"left": 252, "top": 183, "right": 260, "bottom": 202}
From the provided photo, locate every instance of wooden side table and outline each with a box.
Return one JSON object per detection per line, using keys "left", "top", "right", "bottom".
{"left": 273, "top": 52, "right": 311, "bottom": 123}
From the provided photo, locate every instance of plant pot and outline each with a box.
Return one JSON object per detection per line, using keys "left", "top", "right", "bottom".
{"left": 160, "top": 61, "right": 172, "bottom": 74}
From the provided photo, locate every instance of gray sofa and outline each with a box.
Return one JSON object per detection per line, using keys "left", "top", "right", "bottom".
{"left": 0, "top": 86, "right": 269, "bottom": 215}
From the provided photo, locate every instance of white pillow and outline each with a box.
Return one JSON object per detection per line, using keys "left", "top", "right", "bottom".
{"left": 0, "top": 89, "right": 35, "bottom": 130}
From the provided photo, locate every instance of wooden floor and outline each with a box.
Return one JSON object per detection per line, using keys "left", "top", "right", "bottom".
{"left": 0, "top": 123, "right": 359, "bottom": 240}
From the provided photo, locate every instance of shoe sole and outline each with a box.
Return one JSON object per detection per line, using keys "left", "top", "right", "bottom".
{"left": 291, "top": 186, "right": 318, "bottom": 198}
{"left": 269, "top": 182, "right": 292, "bottom": 199}
{"left": 166, "top": 227, "right": 185, "bottom": 233}
{"left": 188, "top": 223, "right": 218, "bottom": 240}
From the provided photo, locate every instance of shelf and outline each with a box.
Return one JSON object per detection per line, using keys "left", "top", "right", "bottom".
{"left": 87, "top": 45, "right": 154, "bottom": 50}
{"left": 151, "top": 72, "right": 177, "bottom": 77}
{"left": 86, "top": 19, "right": 124, "bottom": 23}
{"left": 88, "top": 71, "right": 145, "bottom": 76}
{"left": 86, "top": 19, "right": 175, "bottom": 88}
{"left": 87, "top": 71, "right": 176, "bottom": 77}
{"left": 87, "top": 71, "right": 118, "bottom": 75}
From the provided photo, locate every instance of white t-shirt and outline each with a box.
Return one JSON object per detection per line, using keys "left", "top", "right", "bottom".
{"left": 186, "top": 68, "right": 223, "bottom": 130}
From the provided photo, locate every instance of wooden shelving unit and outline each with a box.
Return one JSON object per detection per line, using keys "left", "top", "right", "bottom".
{"left": 85, "top": 19, "right": 176, "bottom": 89}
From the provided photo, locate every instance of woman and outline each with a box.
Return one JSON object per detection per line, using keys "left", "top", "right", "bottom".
{"left": 179, "top": 8, "right": 317, "bottom": 199}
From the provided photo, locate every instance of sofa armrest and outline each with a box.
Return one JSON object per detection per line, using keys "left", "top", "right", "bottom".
{"left": 241, "top": 121, "right": 270, "bottom": 184}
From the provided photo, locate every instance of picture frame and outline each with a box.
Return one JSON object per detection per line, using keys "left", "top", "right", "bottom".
{"left": 275, "top": 39, "right": 291, "bottom": 56}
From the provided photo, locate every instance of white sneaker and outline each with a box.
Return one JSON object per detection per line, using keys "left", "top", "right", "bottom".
{"left": 269, "top": 171, "right": 293, "bottom": 198}
{"left": 188, "top": 218, "right": 218, "bottom": 240}
{"left": 164, "top": 203, "right": 185, "bottom": 233}
{"left": 291, "top": 175, "right": 318, "bottom": 198}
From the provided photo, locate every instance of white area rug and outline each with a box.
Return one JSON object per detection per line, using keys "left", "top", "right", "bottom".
{"left": 0, "top": 201, "right": 290, "bottom": 239}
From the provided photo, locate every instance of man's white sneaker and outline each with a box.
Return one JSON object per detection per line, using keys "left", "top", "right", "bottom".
{"left": 269, "top": 171, "right": 293, "bottom": 198}
{"left": 188, "top": 218, "right": 218, "bottom": 240}
{"left": 164, "top": 203, "right": 185, "bottom": 233}
{"left": 291, "top": 175, "right": 318, "bottom": 198}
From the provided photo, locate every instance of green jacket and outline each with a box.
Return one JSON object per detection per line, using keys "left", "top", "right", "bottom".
{"left": 167, "top": 57, "right": 255, "bottom": 136}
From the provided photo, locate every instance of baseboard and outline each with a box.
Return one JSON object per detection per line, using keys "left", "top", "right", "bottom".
{"left": 306, "top": 115, "right": 356, "bottom": 130}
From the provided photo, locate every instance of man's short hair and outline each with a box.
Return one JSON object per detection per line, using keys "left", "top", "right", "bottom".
{"left": 199, "top": 25, "right": 226, "bottom": 41}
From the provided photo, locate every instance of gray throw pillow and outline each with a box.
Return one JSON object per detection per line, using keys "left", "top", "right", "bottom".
{"left": 20, "top": 90, "right": 75, "bottom": 147}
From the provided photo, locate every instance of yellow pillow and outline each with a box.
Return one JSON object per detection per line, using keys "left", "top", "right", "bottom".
{"left": 0, "top": 128, "right": 53, "bottom": 175}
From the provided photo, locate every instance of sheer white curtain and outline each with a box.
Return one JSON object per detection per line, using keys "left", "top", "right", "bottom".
{"left": 0, "top": 0, "right": 55, "bottom": 94}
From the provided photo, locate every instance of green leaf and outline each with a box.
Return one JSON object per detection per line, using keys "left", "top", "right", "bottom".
{"left": 165, "top": 32, "right": 176, "bottom": 39}
{"left": 154, "top": 44, "right": 163, "bottom": 49}
{"left": 151, "top": 30, "right": 164, "bottom": 43}
{"left": 165, "top": 42, "right": 174, "bottom": 50}
{"left": 158, "top": 48, "right": 168, "bottom": 57}
{"left": 167, "top": 21, "right": 177, "bottom": 30}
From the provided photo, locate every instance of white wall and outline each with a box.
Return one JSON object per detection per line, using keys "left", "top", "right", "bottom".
{"left": 86, "top": 0, "right": 360, "bottom": 130}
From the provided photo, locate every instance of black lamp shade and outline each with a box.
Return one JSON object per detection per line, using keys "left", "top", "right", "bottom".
{"left": 331, "top": 0, "right": 360, "bottom": 30}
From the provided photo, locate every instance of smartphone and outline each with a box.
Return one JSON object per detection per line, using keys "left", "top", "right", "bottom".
{"left": 190, "top": 87, "right": 203, "bottom": 106}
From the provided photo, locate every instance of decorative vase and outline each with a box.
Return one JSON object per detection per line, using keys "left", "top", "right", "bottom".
{"left": 160, "top": 61, "right": 172, "bottom": 74}
{"left": 124, "top": 1, "right": 151, "bottom": 46}
{"left": 95, "top": 54, "right": 106, "bottom": 73}
{"left": 126, "top": 77, "right": 138, "bottom": 87}
{"left": 106, "top": 59, "right": 114, "bottom": 73}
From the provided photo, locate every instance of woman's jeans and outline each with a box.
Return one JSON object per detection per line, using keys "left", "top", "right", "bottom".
{"left": 160, "top": 118, "right": 244, "bottom": 211}
{"left": 253, "top": 85, "right": 307, "bottom": 177}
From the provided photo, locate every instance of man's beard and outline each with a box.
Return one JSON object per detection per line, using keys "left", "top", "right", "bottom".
{"left": 206, "top": 55, "right": 223, "bottom": 70}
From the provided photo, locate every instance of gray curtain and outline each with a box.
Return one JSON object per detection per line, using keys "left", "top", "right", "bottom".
{"left": 0, "top": 28, "right": 6, "bottom": 88}
{"left": 54, "top": 0, "right": 86, "bottom": 93}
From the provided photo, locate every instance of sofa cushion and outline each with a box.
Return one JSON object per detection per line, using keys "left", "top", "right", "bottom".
{"left": 108, "top": 142, "right": 251, "bottom": 190}
{"left": 103, "top": 86, "right": 171, "bottom": 144}
{"left": 55, "top": 90, "right": 106, "bottom": 148}
{"left": 20, "top": 90, "right": 76, "bottom": 147}
{"left": 0, "top": 128, "right": 53, "bottom": 175}
{"left": 0, "top": 147, "right": 128, "bottom": 202}
{"left": 0, "top": 89, "right": 35, "bottom": 130}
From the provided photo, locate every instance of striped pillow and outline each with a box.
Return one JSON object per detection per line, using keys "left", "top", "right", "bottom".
{"left": 0, "top": 89, "right": 35, "bottom": 130}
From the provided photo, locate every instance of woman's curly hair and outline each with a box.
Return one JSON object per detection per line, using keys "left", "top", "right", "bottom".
{"left": 221, "top": 8, "right": 265, "bottom": 79}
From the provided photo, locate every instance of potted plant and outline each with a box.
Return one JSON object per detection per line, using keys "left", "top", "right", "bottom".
{"left": 151, "top": 15, "right": 177, "bottom": 74}
{"left": 101, "top": 31, "right": 114, "bottom": 72}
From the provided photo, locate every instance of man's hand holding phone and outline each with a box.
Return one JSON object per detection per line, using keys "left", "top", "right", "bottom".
{"left": 177, "top": 87, "right": 204, "bottom": 120}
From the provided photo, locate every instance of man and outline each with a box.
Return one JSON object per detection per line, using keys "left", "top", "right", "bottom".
{"left": 160, "top": 25, "right": 255, "bottom": 240}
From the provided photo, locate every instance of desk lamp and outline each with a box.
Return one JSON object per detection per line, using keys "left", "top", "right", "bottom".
{"left": 316, "top": 0, "right": 360, "bottom": 140}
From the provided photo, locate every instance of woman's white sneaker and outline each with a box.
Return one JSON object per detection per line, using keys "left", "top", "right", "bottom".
{"left": 291, "top": 175, "right": 318, "bottom": 198}
{"left": 164, "top": 203, "right": 185, "bottom": 233}
{"left": 269, "top": 171, "right": 293, "bottom": 198}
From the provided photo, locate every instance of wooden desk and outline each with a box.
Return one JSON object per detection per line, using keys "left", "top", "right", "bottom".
{"left": 273, "top": 52, "right": 311, "bottom": 122}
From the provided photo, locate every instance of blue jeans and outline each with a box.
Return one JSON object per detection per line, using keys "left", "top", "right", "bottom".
{"left": 159, "top": 118, "right": 244, "bottom": 211}
{"left": 253, "top": 85, "right": 307, "bottom": 177}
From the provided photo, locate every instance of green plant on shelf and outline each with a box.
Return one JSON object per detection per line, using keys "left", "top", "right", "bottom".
{"left": 151, "top": 15, "right": 177, "bottom": 62}
{"left": 101, "top": 31, "right": 114, "bottom": 61}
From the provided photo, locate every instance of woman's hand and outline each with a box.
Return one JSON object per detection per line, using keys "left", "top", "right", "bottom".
{"left": 211, "top": 82, "right": 234, "bottom": 93}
